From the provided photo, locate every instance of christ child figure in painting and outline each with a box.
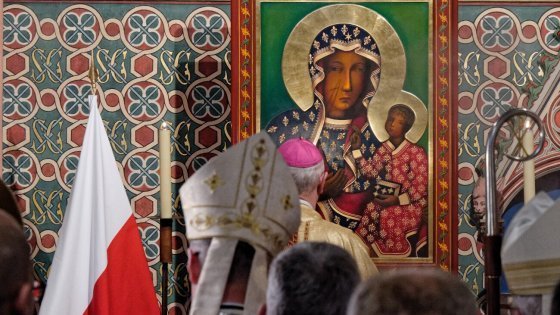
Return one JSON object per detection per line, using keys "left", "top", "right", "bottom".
{"left": 353, "top": 104, "right": 428, "bottom": 257}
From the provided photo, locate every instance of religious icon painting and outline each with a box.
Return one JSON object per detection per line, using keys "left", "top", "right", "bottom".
{"left": 231, "top": 0, "right": 457, "bottom": 270}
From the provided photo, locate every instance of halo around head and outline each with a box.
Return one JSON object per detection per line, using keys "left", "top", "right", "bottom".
{"left": 282, "top": 4, "right": 406, "bottom": 112}
{"left": 370, "top": 90, "right": 428, "bottom": 143}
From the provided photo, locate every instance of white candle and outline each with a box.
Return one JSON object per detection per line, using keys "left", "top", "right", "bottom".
{"left": 523, "top": 126, "right": 535, "bottom": 203}
{"left": 159, "top": 122, "right": 172, "bottom": 219}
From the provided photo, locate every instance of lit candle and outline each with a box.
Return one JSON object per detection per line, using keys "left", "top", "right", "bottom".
{"left": 522, "top": 123, "right": 535, "bottom": 203}
{"left": 159, "top": 122, "right": 172, "bottom": 219}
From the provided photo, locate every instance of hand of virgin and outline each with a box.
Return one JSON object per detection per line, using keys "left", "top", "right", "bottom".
{"left": 321, "top": 169, "right": 347, "bottom": 200}
{"left": 373, "top": 194, "right": 399, "bottom": 207}
{"left": 350, "top": 125, "right": 362, "bottom": 150}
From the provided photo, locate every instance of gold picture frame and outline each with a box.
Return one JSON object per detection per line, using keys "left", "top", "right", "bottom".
{"left": 231, "top": 0, "right": 457, "bottom": 270}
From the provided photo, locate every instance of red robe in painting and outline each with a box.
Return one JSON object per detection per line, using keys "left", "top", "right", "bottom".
{"left": 356, "top": 139, "right": 428, "bottom": 257}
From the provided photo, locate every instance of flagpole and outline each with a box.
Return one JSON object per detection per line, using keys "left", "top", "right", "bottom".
{"left": 40, "top": 48, "right": 160, "bottom": 314}
{"left": 159, "top": 122, "right": 172, "bottom": 315}
{"left": 88, "top": 50, "right": 98, "bottom": 95}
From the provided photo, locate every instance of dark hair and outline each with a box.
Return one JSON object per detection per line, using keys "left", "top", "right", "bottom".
{"left": 388, "top": 104, "right": 415, "bottom": 133}
{"left": 347, "top": 268, "right": 477, "bottom": 315}
{"left": 552, "top": 280, "right": 560, "bottom": 315}
{"left": 0, "top": 212, "right": 31, "bottom": 313}
{"left": 0, "top": 180, "right": 22, "bottom": 226}
{"left": 267, "top": 242, "right": 360, "bottom": 315}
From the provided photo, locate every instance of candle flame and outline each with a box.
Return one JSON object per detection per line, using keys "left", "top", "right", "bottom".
{"left": 160, "top": 121, "right": 171, "bottom": 130}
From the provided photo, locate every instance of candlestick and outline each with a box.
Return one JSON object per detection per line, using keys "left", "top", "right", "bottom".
{"left": 522, "top": 124, "right": 535, "bottom": 203}
{"left": 159, "top": 122, "right": 172, "bottom": 219}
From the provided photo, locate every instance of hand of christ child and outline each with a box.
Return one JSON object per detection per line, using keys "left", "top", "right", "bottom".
{"left": 373, "top": 194, "right": 399, "bottom": 207}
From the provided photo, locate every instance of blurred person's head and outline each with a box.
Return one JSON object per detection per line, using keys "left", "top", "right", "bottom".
{"left": 0, "top": 180, "right": 22, "bottom": 226}
{"left": 263, "top": 242, "right": 360, "bottom": 315}
{"left": 552, "top": 280, "right": 560, "bottom": 315}
{"left": 0, "top": 211, "right": 32, "bottom": 315}
{"left": 347, "top": 268, "right": 477, "bottom": 315}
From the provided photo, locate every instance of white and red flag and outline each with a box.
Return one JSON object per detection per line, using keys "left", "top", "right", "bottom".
{"left": 40, "top": 95, "right": 159, "bottom": 315}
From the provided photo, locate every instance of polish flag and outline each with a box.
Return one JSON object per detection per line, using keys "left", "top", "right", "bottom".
{"left": 39, "top": 96, "right": 159, "bottom": 315}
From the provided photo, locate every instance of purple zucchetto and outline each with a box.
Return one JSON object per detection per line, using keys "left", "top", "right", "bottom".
{"left": 278, "top": 137, "right": 324, "bottom": 168}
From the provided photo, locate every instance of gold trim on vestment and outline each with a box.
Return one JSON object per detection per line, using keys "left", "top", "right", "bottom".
{"left": 503, "top": 257, "right": 560, "bottom": 295}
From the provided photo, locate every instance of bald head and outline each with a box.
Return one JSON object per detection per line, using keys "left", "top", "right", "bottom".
{"left": 0, "top": 211, "right": 32, "bottom": 315}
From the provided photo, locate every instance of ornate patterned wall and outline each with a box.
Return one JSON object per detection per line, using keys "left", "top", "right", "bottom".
{"left": 5, "top": 0, "right": 560, "bottom": 306}
{"left": 2, "top": 1, "right": 231, "bottom": 312}
{"left": 458, "top": 3, "right": 560, "bottom": 293}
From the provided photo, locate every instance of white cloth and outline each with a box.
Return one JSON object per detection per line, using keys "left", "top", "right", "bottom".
{"left": 40, "top": 96, "right": 158, "bottom": 314}
{"left": 502, "top": 191, "right": 560, "bottom": 294}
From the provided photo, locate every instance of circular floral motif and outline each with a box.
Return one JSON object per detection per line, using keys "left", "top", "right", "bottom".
{"left": 59, "top": 8, "right": 100, "bottom": 49}
{"left": 539, "top": 10, "right": 560, "bottom": 53}
{"left": 124, "top": 152, "right": 159, "bottom": 192}
{"left": 475, "top": 82, "right": 518, "bottom": 124}
{"left": 2, "top": 151, "right": 38, "bottom": 190}
{"left": 3, "top": 80, "right": 37, "bottom": 121}
{"left": 124, "top": 82, "right": 165, "bottom": 122}
{"left": 3, "top": 7, "right": 37, "bottom": 50}
{"left": 186, "top": 82, "right": 227, "bottom": 121}
{"left": 476, "top": 11, "right": 518, "bottom": 53}
{"left": 60, "top": 80, "right": 92, "bottom": 121}
{"left": 124, "top": 10, "right": 165, "bottom": 51}
{"left": 185, "top": 8, "right": 229, "bottom": 52}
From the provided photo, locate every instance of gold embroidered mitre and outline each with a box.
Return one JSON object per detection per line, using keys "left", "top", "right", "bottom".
{"left": 179, "top": 131, "right": 301, "bottom": 315}
{"left": 180, "top": 131, "right": 300, "bottom": 253}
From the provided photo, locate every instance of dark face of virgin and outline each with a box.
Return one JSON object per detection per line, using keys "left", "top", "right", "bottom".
{"left": 323, "top": 50, "right": 368, "bottom": 119}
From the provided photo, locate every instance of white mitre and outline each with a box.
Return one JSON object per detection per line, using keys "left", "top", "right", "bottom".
{"left": 502, "top": 191, "right": 560, "bottom": 295}
{"left": 179, "top": 131, "right": 301, "bottom": 315}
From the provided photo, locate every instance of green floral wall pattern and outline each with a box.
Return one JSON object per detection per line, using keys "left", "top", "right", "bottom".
{"left": 2, "top": 2, "right": 231, "bottom": 311}
{"left": 458, "top": 4, "right": 560, "bottom": 294}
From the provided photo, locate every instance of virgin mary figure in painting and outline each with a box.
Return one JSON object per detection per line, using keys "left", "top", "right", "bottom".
{"left": 265, "top": 4, "right": 408, "bottom": 234}
{"left": 267, "top": 22, "right": 383, "bottom": 230}
{"left": 265, "top": 4, "right": 430, "bottom": 258}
